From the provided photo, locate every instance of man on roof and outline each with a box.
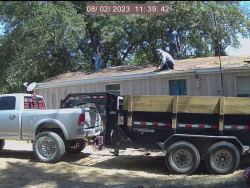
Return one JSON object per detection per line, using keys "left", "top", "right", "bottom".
{"left": 94, "top": 41, "right": 104, "bottom": 71}
{"left": 156, "top": 49, "right": 175, "bottom": 71}
{"left": 165, "top": 26, "right": 181, "bottom": 59}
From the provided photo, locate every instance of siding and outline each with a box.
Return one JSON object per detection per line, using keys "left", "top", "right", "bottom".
{"left": 35, "top": 71, "right": 250, "bottom": 109}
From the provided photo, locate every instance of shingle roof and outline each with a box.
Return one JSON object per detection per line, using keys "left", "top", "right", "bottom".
{"left": 38, "top": 56, "right": 250, "bottom": 86}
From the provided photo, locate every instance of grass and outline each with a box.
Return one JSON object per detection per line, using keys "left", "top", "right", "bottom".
{"left": 0, "top": 141, "right": 249, "bottom": 188}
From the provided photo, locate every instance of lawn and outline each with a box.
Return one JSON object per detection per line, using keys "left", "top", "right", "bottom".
{"left": 0, "top": 141, "right": 249, "bottom": 188}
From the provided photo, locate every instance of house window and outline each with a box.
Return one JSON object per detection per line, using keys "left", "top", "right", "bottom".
{"left": 236, "top": 75, "right": 250, "bottom": 97}
{"left": 106, "top": 84, "right": 120, "bottom": 95}
{"left": 169, "top": 79, "right": 187, "bottom": 95}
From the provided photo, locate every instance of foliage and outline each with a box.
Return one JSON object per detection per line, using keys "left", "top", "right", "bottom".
{"left": 0, "top": 1, "right": 85, "bottom": 93}
{"left": 0, "top": 1, "right": 249, "bottom": 93}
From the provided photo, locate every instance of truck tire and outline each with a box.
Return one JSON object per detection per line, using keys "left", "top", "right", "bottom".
{"left": 0, "top": 139, "right": 5, "bottom": 150}
{"left": 65, "top": 140, "right": 86, "bottom": 154}
{"left": 205, "top": 141, "right": 240, "bottom": 175}
{"left": 165, "top": 141, "right": 200, "bottom": 175}
{"left": 33, "top": 132, "right": 65, "bottom": 163}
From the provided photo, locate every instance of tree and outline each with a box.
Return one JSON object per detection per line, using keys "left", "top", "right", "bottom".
{"left": 0, "top": 1, "right": 85, "bottom": 93}
{"left": 0, "top": 1, "right": 249, "bottom": 94}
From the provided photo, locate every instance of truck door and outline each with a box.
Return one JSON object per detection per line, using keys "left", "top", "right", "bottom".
{"left": 0, "top": 96, "right": 20, "bottom": 138}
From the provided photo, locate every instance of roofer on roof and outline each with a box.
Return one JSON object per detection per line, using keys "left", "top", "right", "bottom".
{"left": 165, "top": 26, "right": 181, "bottom": 59}
{"left": 156, "top": 49, "right": 175, "bottom": 71}
{"left": 94, "top": 41, "right": 104, "bottom": 71}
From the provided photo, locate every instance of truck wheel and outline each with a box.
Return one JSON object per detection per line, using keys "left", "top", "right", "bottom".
{"left": 165, "top": 141, "right": 200, "bottom": 175}
{"left": 0, "top": 139, "right": 5, "bottom": 150}
{"left": 205, "top": 141, "right": 240, "bottom": 175}
{"left": 33, "top": 132, "right": 65, "bottom": 163}
{"left": 65, "top": 140, "right": 86, "bottom": 154}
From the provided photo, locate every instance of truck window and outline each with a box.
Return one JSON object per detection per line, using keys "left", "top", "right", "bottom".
{"left": 24, "top": 97, "right": 46, "bottom": 109}
{"left": 0, "top": 96, "right": 16, "bottom": 110}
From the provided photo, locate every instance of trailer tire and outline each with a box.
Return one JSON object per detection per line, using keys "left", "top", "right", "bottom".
{"left": 205, "top": 141, "right": 240, "bottom": 175}
{"left": 65, "top": 140, "right": 86, "bottom": 154}
{"left": 33, "top": 132, "right": 65, "bottom": 163}
{"left": 0, "top": 139, "right": 5, "bottom": 150}
{"left": 165, "top": 141, "right": 200, "bottom": 175}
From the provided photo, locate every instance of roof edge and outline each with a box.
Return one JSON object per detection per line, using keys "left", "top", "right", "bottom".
{"left": 36, "top": 72, "right": 157, "bottom": 89}
{"left": 36, "top": 66, "right": 250, "bottom": 89}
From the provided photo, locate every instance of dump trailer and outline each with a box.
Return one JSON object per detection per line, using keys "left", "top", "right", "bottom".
{"left": 61, "top": 92, "right": 250, "bottom": 175}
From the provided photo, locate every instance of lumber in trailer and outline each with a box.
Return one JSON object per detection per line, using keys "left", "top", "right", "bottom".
{"left": 123, "top": 95, "right": 250, "bottom": 131}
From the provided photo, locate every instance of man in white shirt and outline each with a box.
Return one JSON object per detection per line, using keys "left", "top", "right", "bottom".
{"left": 156, "top": 49, "right": 175, "bottom": 71}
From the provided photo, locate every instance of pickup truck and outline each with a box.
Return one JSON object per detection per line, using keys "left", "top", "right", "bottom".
{"left": 0, "top": 93, "right": 103, "bottom": 163}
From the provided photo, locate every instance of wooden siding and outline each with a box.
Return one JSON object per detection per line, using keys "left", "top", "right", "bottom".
{"left": 35, "top": 71, "right": 250, "bottom": 109}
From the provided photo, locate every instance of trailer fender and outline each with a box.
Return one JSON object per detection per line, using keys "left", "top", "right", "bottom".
{"left": 157, "top": 134, "right": 246, "bottom": 155}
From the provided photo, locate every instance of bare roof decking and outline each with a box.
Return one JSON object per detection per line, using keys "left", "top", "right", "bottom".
{"left": 38, "top": 56, "right": 250, "bottom": 86}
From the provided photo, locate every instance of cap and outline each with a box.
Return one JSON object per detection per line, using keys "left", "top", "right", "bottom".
{"left": 156, "top": 49, "right": 163, "bottom": 55}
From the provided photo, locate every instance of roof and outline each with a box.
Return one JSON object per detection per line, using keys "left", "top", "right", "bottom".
{"left": 37, "top": 56, "right": 250, "bottom": 88}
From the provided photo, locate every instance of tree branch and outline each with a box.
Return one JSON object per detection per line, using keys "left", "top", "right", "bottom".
{"left": 122, "top": 44, "right": 134, "bottom": 61}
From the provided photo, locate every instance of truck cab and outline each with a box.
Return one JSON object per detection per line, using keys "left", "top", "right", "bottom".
{"left": 0, "top": 94, "right": 46, "bottom": 139}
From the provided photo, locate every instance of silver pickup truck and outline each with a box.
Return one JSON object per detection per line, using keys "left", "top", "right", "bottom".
{"left": 0, "top": 93, "right": 103, "bottom": 163}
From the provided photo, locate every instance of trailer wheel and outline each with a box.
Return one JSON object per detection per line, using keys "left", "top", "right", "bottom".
{"left": 165, "top": 141, "right": 200, "bottom": 175}
{"left": 0, "top": 139, "right": 5, "bottom": 150}
{"left": 205, "top": 141, "right": 240, "bottom": 175}
{"left": 65, "top": 140, "right": 86, "bottom": 154}
{"left": 33, "top": 132, "right": 65, "bottom": 163}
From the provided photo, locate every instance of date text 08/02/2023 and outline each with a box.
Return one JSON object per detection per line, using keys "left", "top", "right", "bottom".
{"left": 87, "top": 4, "right": 170, "bottom": 14}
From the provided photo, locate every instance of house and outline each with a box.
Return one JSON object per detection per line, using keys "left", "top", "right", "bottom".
{"left": 35, "top": 56, "right": 250, "bottom": 109}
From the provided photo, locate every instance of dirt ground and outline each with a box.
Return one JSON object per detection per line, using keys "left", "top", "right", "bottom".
{"left": 0, "top": 141, "right": 250, "bottom": 188}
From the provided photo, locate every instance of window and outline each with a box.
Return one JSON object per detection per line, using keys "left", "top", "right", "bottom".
{"left": 236, "top": 76, "right": 250, "bottom": 97}
{"left": 0, "top": 96, "right": 16, "bottom": 110}
{"left": 24, "top": 97, "right": 46, "bottom": 109}
{"left": 169, "top": 79, "right": 187, "bottom": 95}
{"left": 106, "top": 84, "right": 120, "bottom": 95}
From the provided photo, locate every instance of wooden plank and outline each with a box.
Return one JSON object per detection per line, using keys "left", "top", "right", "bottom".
{"left": 173, "top": 96, "right": 178, "bottom": 114}
{"left": 127, "top": 95, "right": 133, "bottom": 126}
{"left": 132, "top": 96, "right": 173, "bottom": 104}
{"left": 219, "top": 97, "right": 225, "bottom": 131}
{"left": 124, "top": 95, "right": 173, "bottom": 112}
{"left": 177, "top": 96, "right": 220, "bottom": 114}
{"left": 123, "top": 95, "right": 129, "bottom": 110}
{"left": 124, "top": 95, "right": 250, "bottom": 114}
{"left": 224, "top": 106, "right": 250, "bottom": 114}
{"left": 132, "top": 103, "right": 173, "bottom": 112}
{"left": 177, "top": 104, "right": 220, "bottom": 114}
{"left": 225, "top": 97, "right": 250, "bottom": 106}
{"left": 220, "top": 97, "right": 225, "bottom": 115}
{"left": 178, "top": 96, "right": 220, "bottom": 105}
{"left": 172, "top": 96, "right": 178, "bottom": 129}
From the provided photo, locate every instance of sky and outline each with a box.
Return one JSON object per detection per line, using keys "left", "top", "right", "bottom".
{"left": 225, "top": 34, "right": 250, "bottom": 56}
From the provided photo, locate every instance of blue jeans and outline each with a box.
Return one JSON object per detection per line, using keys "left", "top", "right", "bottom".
{"left": 94, "top": 53, "right": 102, "bottom": 71}
{"left": 169, "top": 43, "right": 180, "bottom": 59}
{"left": 162, "top": 60, "right": 174, "bottom": 70}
